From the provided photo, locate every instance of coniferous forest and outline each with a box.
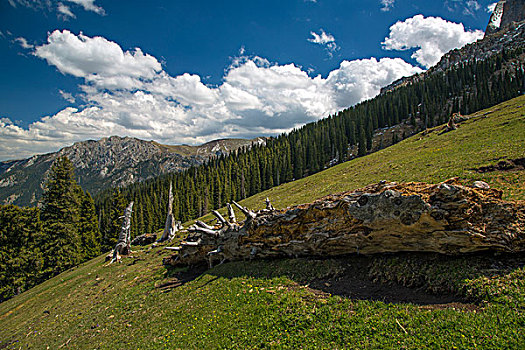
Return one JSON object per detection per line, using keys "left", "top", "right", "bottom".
{"left": 1, "top": 47, "right": 524, "bottom": 300}
{"left": 95, "top": 48, "right": 525, "bottom": 239}
{"left": 0, "top": 157, "right": 100, "bottom": 301}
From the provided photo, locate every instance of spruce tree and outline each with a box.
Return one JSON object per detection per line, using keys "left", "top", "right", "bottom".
{"left": 78, "top": 192, "right": 101, "bottom": 260}
{"left": 40, "top": 156, "right": 83, "bottom": 279}
{"left": 0, "top": 205, "right": 42, "bottom": 301}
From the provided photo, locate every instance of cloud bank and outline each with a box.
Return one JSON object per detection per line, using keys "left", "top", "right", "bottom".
{"left": 382, "top": 15, "right": 484, "bottom": 68}
{"left": 0, "top": 29, "right": 425, "bottom": 160}
{"left": 1, "top": 14, "right": 484, "bottom": 160}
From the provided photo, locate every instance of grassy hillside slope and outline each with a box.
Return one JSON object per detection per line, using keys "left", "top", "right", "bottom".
{"left": 0, "top": 96, "right": 524, "bottom": 349}
{"left": 197, "top": 95, "right": 524, "bottom": 225}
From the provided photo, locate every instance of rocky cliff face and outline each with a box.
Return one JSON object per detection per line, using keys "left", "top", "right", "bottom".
{"left": 0, "top": 136, "right": 264, "bottom": 206}
{"left": 486, "top": 0, "right": 525, "bottom": 35}
{"left": 380, "top": 15, "right": 525, "bottom": 95}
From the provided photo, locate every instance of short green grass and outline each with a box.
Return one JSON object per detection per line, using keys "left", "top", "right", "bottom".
{"left": 1, "top": 250, "right": 524, "bottom": 349}
{"left": 1, "top": 96, "right": 524, "bottom": 349}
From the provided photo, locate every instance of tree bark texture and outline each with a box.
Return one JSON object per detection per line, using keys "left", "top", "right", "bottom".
{"left": 110, "top": 201, "right": 134, "bottom": 263}
{"left": 164, "top": 179, "right": 524, "bottom": 268}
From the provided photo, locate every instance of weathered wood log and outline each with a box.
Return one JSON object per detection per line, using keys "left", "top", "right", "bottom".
{"left": 227, "top": 203, "right": 236, "bottom": 223}
{"left": 196, "top": 220, "right": 215, "bottom": 230}
{"left": 110, "top": 201, "right": 134, "bottom": 264}
{"left": 212, "top": 210, "right": 228, "bottom": 227}
{"left": 232, "top": 200, "right": 256, "bottom": 220}
{"left": 163, "top": 179, "right": 525, "bottom": 267}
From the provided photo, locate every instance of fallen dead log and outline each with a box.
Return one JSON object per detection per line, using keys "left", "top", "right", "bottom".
{"left": 163, "top": 179, "right": 524, "bottom": 268}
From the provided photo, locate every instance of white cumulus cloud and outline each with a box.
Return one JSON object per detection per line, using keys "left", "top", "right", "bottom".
{"left": 326, "top": 57, "right": 422, "bottom": 107}
{"left": 308, "top": 30, "right": 335, "bottom": 45}
{"left": 380, "top": 0, "right": 395, "bottom": 12}
{"left": 382, "top": 14, "right": 484, "bottom": 68}
{"left": 34, "top": 30, "right": 162, "bottom": 90}
{"left": 308, "top": 29, "right": 339, "bottom": 57}
{"left": 0, "top": 30, "right": 424, "bottom": 160}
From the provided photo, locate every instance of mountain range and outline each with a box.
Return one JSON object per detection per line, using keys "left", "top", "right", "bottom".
{"left": 0, "top": 136, "right": 264, "bottom": 206}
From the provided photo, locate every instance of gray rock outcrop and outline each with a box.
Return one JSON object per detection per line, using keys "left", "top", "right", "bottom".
{"left": 486, "top": 0, "right": 525, "bottom": 36}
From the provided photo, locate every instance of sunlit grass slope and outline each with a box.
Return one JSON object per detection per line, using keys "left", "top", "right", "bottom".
{"left": 0, "top": 96, "right": 524, "bottom": 349}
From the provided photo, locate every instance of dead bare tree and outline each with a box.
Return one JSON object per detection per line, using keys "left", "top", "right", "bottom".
{"left": 109, "top": 201, "right": 134, "bottom": 264}
{"left": 265, "top": 197, "right": 275, "bottom": 211}
{"left": 227, "top": 203, "right": 236, "bottom": 223}
{"left": 158, "top": 182, "right": 180, "bottom": 242}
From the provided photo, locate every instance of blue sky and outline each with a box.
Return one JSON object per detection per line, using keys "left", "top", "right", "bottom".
{"left": 0, "top": 0, "right": 497, "bottom": 160}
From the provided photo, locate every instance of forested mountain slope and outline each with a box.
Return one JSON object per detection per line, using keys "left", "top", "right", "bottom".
{"left": 1, "top": 96, "right": 523, "bottom": 349}
{"left": 195, "top": 95, "right": 525, "bottom": 224}
{"left": 95, "top": 43, "right": 525, "bottom": 238}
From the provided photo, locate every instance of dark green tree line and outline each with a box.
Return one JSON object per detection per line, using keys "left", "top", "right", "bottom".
{"left": 0, "top": 156, "right": 101, "bottom": 301}
{"left": 95, "top": 48, "right": 525, "bottom": 238}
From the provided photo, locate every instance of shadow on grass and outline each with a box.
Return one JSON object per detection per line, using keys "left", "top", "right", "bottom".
{"left": 160, "top": 252, "right": 525, "bottom": 308}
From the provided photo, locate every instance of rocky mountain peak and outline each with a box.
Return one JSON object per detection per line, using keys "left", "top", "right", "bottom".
{"left": 58, "top": 136, "right": 161, "bottom": 170}
{"left": 0, "top": 136, "right": 261, "bottom": 206}
{"left": 486, "top": 0, "right": 525, "bottom": 36}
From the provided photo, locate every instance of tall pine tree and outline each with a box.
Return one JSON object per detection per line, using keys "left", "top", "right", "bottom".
{"left": 78, "top": 191, "right": 101, "bottom": 260}
{"left": 0, "top": 205, "right": 42, "bottom": 301}
{"left": 40, "top": 156, "right": 83, "bottom": 279}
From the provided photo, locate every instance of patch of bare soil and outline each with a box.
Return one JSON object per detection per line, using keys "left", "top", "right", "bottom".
{"left": 157, "top": 264, "right": 208, "bottom": 291}
{"left": 475, "top": 157, "right": 525, "bottom": 173}
{"left": 308, "top": 259, "right": 476, "bottom": 310}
